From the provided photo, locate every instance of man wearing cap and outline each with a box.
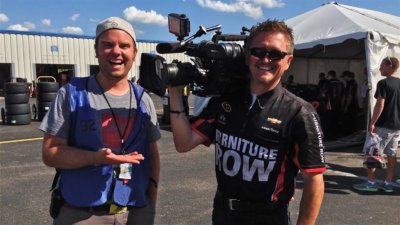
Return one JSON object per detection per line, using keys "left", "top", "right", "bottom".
{"left": 40, "top": 17, "right": 161, "bottom": 224}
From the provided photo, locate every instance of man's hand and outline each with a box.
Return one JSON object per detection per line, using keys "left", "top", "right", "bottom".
{"left": 95, "top": 148, "right": 145, "bottom": 165}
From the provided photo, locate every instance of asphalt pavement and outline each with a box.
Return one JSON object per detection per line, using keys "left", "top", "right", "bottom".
{"left": 0, "top": 95, "right": 399, "bottom": 225}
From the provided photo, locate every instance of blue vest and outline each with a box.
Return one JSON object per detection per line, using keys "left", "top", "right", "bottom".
{"left": 59, "top": 77, "right": 151, "bottom": 207}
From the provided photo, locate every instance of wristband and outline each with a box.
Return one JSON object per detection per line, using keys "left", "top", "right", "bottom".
{"left": 170, "top": 109, "right": 185, "bottom": 114}
{"left": 150, "top": 178, "right": 158, "bottom": 188}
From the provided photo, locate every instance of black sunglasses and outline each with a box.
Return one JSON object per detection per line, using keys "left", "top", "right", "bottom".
{"left": 250, "top": 48, "right": 289, "bottom": 61}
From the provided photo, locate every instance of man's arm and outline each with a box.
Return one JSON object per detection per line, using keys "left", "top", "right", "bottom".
{"left": 369, "top": 98, "right": 384, "bottom": 133}
{"left": 297, "top": 172, "right": 324, "bottom": 225}
{"left": 168, "top": 86, "right": 205, "bottom": 152}
{"left": 42, "top": 133, "right": 144, "bottom": 169}
{"left": 147, "top": 142, "right": 160, "bottom": 206}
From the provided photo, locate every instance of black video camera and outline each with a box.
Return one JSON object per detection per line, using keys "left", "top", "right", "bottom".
{"left": 139, "top": 13, "right": 250, "bottom": 97}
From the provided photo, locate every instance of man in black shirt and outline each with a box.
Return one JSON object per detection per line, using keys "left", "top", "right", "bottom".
{"left": 168, "top": 20, "right": 325, "bottom": 225}
{"left": 353, "top": 56, "right": 400, "bottom": 193}
{"left": 341, "top": 71, "right": 359, "bottom": 136}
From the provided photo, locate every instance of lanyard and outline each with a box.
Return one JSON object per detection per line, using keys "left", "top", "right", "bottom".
{"left": 95, "top": 76, "right": 133, "bottom": 154}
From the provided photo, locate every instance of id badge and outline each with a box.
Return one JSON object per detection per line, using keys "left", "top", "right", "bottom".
{"left": 119, "top": 163, "right": 132, "bottom": 180}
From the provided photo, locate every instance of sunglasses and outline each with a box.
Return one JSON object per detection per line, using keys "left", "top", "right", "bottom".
{"left": 250, "top": 48, "right": 289, "bottom": 61}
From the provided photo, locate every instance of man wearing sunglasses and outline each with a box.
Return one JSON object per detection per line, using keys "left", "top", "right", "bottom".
{"left": 168, "top": 20, "right": 326, "bottom": 225}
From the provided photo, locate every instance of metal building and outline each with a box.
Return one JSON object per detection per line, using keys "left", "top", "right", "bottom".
{"left": 0, "top": 30, "right": 190, "bottom": 93}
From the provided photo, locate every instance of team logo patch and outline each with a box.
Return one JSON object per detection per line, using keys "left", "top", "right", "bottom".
{"left": 221, "top": 102, "right": 232, "bottom": 112}
{"left": 267, "top": 117, "right": 282, "bottom": 124}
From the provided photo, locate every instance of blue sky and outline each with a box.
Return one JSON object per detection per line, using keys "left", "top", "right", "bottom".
{"left": 1, "top": 0, "right": 399, "bottom": 42}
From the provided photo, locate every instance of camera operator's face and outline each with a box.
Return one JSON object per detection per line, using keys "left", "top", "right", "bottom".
{"left": 246, "top": 31, "right": 293, "bottom": 94}
{"left": 96, "top": 29, "right": 137, "bottom": 80}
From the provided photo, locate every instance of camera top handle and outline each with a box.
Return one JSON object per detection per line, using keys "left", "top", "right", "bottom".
{"left": 181, "top": 24, "right": 222, "bottom": 46}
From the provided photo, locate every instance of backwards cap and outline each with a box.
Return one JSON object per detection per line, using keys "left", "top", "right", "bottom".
{"left": 96, "top": 17, "right": 136, "bottom": 43}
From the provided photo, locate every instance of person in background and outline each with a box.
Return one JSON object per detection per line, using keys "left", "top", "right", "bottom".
{"left": 282, "top": 74, "right": 297, "bottom": 94}
{"left": 353, "top": 56, "right": 399, "bottom": 193}
{"left": 59, "top": 72, "right": 70, "bottom": 87}
{"left": 341, "top": 70, "right": 359, "bottom": 136}
{"left": 325, "top": 70, "right": 344, "bottom": 140}
{"left": 316, "top": 72, "right": 330, "bottom": 140}
{"left": 317, "top": 72, "right": 327, "bottom": 90}
{"left": 168, "top": 19, "right": 325, "bottom": 225}
{"left": 40, "top": 17, "right": 161, "bottom": 224}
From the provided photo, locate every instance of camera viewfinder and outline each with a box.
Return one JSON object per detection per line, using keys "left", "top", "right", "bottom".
{"left": 168, "top": 13, "right": 190, "bottom": 40}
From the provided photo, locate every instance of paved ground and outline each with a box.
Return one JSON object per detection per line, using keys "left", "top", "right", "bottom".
{"left": 0, "top": 95, "right": 399, "bottom": 225}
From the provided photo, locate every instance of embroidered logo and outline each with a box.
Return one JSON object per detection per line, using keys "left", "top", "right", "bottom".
{"left": 221, "top": 102, "right": 232, "bottom": 112}
{"left": 111, "top": 22, "right": 118, "bottom": 28}
{"left": 267, "top": 117, "right": 282, "bottom": 124}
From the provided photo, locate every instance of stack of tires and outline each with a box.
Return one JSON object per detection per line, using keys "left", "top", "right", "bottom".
{"left": 36, "top": 76, "right": 59, "bottom": 121}
{"left": 3, "top": 82, "right": 31, "bottom": 125}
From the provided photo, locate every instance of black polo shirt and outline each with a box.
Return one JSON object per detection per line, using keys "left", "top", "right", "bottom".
{"left": 191, "top": 85, "right": 326, "bottom": 204}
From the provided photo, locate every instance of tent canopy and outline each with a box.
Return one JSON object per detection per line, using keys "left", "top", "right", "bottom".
{"left": 284, "top": 2, "right": 400, "bottom": 130}
{"left": 286, "top": 1, "right": 400, "bottom": 57}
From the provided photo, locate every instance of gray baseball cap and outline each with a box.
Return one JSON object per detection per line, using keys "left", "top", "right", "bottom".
{"left": 96, "top": 17, "right": 136, "bottom": 43}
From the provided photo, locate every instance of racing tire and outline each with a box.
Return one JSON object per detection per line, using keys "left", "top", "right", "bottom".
{"left": 38, "top": 102, "right": 52, "bottom": 121}
{"left": 6, "top": 113, "right": 31, "bottom": 125}
{"left": 5, "top": 103, "right": 31, "bottom": 115}
{"left": 4, "top": 82, "right": 29, "bottom": 94}
{"left": 5, "top": 93, "right": 30, "bottom": 104}
{"left": 36, "top": 82, "right": 59, "bottom": 93}
{"left": 1, "top": 108, "right": 5, "bottom": 125}
{"left": 32, "top": 104, "right": 37, "bottom": 120}
{"left": 37, "top": 92, "right": 57, "bottom": 102}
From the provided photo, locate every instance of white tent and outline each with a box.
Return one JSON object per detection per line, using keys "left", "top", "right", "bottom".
{"left": 285, "top": 2, "right": 400, "bottom": 122}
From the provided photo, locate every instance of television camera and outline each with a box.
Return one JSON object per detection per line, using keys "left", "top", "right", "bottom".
{"left": 139, "top": 13, "right": 250, "bottom": 97}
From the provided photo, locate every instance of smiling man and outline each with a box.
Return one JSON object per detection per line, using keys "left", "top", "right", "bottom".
{"left": 40, "top": 17, "right": 161, "bottom": 225}
{"left": 168, "top": 20, "right": 326, "bottom": 225}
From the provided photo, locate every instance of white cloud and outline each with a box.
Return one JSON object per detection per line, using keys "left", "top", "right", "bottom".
{"left": 24, "top": 21, "right": 35, "bottom": 29}
{"left": 62, "top": 26, "right": 83, "bottom": 34}
{"left": 196, "top": 0, "right": 284, "bottom": 19}
{"left": 135, "top": 28, "right": 145, "bottom": 36}
{"left": 89, "top": 18, "right": 100, "bottom": 23}
{"left": 70, "top": 13, "right": 80, "bottom": 21}
{"left": 123, "top": 6, "right": 167, "bottom": 26}
{"left": 42, "top": 19, "right": 51, "bottom": 26}
{"left": 8, "top": 24, "right": 29, "bottom": 31}
{"left": 253, "top": 0, "right": 284, "bottom": 8}
{"left": 0, "top": 13, "right": 9, "bottom": 22}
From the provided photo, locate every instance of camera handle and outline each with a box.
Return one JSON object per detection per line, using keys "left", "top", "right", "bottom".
{"left": 181, "top": 24, "right": 222, "bottom": 45}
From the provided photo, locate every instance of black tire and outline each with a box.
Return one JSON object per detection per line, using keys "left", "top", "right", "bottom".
{"left": 6, "top": 113, "right": 31, "bottom": 125}
{"left": 5, "top": 93, "right": 30, "bottom": 104}
{"left": 37, "top": 92, "right": 57, "bottom": 102}
{"left": 32, "top": 104, "right": 37, "bottom": 120}
{"left": 4, "top": 82, "right": 29, "bottom": 94}
{"left": 6, "top": 103, "right": 31, "bottom": 115}
{"left": 1, "top": 108, "right": 5, "bottom": 125}
{"left": 38, "top": 102, "right": 52, "bottom": 121}
{"left": 36, "top": 82, "right": 59, "bottom": 93}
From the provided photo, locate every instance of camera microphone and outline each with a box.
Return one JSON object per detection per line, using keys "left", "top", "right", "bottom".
{"left": 156, "top": 42, "right": 187, "bottom": 54}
